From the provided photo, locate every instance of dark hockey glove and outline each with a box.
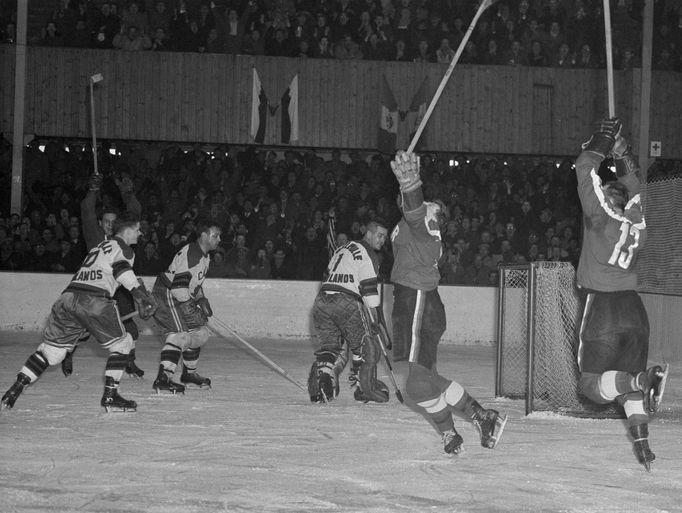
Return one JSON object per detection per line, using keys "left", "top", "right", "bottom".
{"left": 196, "top": 297, "right": 213, "bottom": 318}
{"left": 87, "top": 173, "right": 104, "bottom": 192}
{"left": 357, "top": 337, "right": 389, "bottom": 403}
{"left": 131, "top": 287, "right": 157, "bottom": 320}
{"left": 179, "top": 299, "right": 208, "bottom": 329}
{"left": 390, "top": 150, "right": 422, "bottom": 192}
{"left": 581, "top": 117, "right": 622, "bottom": 158}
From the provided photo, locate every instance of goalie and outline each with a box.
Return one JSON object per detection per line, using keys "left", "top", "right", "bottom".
{"left": 574, "top": 118, "right": 668, "bottom": 471}
{"left": 308, "top": 220, "right": 390, "bottom": 404}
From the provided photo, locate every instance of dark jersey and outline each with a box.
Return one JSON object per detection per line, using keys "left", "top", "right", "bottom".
{"left": 390, "top": 202, "right": 442, "bottom": 291}
{"left": 575, "top": 151, "right": 646, "bottom": 292}
{"left": 320, "top": 239, "right": 380, "bottom": 307}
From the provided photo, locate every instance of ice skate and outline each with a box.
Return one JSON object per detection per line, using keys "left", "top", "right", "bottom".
{"left": 101, "top": 378, "right": 137, "bottom": 412}
{"left": 442, "top": 428, "right": 464, "bottom": 455}
{"left": 125, "top": 350, "right": 145, "bottom": 379}
{"left": 152, "top": 366, "right": 185, "bottom": 395}
{"left": 62, "top": 351, "right": 74, "bottom": 377}
{"left": 353, "top": 379, "right": 389, "bottom": 403}
{"left": 181, "top": 368, "right": 211, "bottom": 388}
{"left": 1, "top": 374, "right": 30, "bottom": 411}
{"left": 472, "top": 405, "right": 507, "bottom": 449}
{"left": 630, "top": 424, "right": 655, "bottom": 471}
{"left": 637, "top": 364, "right": 669, "bottom": 413}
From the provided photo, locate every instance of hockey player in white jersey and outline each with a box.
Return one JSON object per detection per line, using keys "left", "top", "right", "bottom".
{"left": 308, "top": 220, "right": 390, "bottom": 403}
{"left": 1, "top": 214, "right": 158, "bottom": 412}
{"left": 151, "top": 220, "right": 222, "bottom": 394}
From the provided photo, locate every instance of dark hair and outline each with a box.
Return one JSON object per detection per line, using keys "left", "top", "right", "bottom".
{"left": 113, "top": 212, "right": 140, "bottom": 234}
{"left": 196, "top": 219, "right": 222, "bottom": 236}
{"left": 603, "top": 181, "right": 629, "bottom": 211}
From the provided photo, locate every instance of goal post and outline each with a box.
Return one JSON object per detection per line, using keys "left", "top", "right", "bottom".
{"left": 495, "top": 261, "right": 622, "bottom": 418}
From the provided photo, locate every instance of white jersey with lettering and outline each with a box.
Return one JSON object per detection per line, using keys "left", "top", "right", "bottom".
{"left": 157, "top": 241, "right": 210, "bottom": 302}
{"left": 64, "top": 237, "right": 138, "bottom": 297}
{"left": 320, "top": 240, "right": 380, "bottom": 307}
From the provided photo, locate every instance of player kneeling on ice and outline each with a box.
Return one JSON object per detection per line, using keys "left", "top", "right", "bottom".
{"left": 150, "top": 220, "right": 222, "bottom": 394}
{"left": 308, "top": 220, "right": 390, "bottom": 404}
{"left": 389, "top": 150, "right": 507, "bottom": 455}
{"left": 574, "top": 118, "right": 668, "bottom": 472}
{"left": 1, "top": 214, "right": 157, "bottom": 413}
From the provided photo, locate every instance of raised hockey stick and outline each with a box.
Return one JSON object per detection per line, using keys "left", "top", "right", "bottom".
{"left": 208, "top": 316, "right": 307, "bottom": 393}
{"left": 407, "top": 0, "right": 497, "bottom": 153}
{"left": 602, "top": 0, "right": 616, "bottom": 117}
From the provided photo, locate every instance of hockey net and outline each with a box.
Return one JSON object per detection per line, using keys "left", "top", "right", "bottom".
{"left": 496, "top": 262, "right": 622, "bottom": 418}
{"left": 638, "top": 174, "right": 682, "bottom": 296}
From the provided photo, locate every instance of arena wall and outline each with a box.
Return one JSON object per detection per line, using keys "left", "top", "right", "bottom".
{"left": 0, "top": 273, "right": 498, "bottom": 345}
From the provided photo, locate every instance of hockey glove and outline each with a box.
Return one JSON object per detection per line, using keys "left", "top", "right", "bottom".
{"left": 611, "top": 135, "right": 640, "bottom": 178}
{"left": 196, "top": 297, "right": 213, "bottom": 318}
{"left": 131, "top": 287, "right": 158, "bottom": 320}
{"left": 390, "top": 150, "right": 422, "bottom": 192}
{"left": 87, "top": 173, "right": 103, "bottom": 192}
{"left": 581, "top": 117, "right": 622, "bottom": 158}
{"left": 179, "top": 299, "right": 208, "bottom": 329}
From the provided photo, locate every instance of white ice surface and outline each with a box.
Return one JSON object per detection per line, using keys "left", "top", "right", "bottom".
{"left": 1, "top": 332, "right": 680, "bottom": 513}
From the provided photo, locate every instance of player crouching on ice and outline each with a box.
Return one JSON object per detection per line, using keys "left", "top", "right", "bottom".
{"left": 389, "top": 150, "right": 507, "bottom": 455}
{"left": 150, "top": 220, "right": 222, "bottom": 394}
{"left": 308, "top": 220, "right": 391, "bottom": 404}
{"left": 1, "top": 214, "right": 157, "bottom": 413}
{"left": 574, "top": 117, "right": 668, "bottom": 471}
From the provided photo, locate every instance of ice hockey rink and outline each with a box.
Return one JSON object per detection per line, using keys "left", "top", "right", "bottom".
{"left": 1, "top": 330, "right": 680, "bottom": 513}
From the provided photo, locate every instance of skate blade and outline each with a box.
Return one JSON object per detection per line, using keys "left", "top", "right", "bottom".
{"left": 0, "top": 401, "right": 13, "bottom": 412}
{"left": 487, "top": 414, "right": 508, "bottom": 449}
{"left": 182, "top": 383, "right": 211, "bottom": 390}
{"left": 643, "top": 460, "right": 652, "bottom": 472}
{"left": 651, "top": 363, "right": 669, "bottom": 413}
{"left": 103, "top": 406, "right": 137, "bottom": 413}
{"left": 154, "top": 388, "right": 184, "bottom": 395}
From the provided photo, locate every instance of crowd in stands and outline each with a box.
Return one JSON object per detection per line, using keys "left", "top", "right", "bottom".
{"left": 1, "top": 0, "right": 682, "bottom": 71}
{"left": 0, "top": 136, "right": 679, "bottom": 285}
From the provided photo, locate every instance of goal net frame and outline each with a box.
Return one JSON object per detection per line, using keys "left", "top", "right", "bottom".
{"left": 495, "top": 261, "right": 622, "bottom": 418}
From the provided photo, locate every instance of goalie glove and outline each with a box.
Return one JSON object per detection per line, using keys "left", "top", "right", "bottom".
{"left": 390, "top": 150, "right": 422, "bottom": 192}
{"left": 131, "top": 286, "right": 157, "bottom": 320}
{"left": 196, "top": 297, "right": 213, "bottom": 318}
{"left": 581, "top": 117, "right": 622, "bottom": 158}
{"left": 179, "top": 299, "right": 208, "bottom": 329}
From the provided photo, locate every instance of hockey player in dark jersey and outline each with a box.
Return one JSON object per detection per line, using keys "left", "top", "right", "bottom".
{"left": 389, "top": 150, "right": 507, "bottom": 455}
{"left": 151, "top": 220, "right": 222, "bottom": 394}
{"left": 308, "top": 220, "right": 390, "bottom": 403}
{"left": 61, "top": 174, "right": 145, "bottom": 379}
{"left": 574, "top": 118, "right": 668, "bottom": 471}
{"left": 1, "top": 214, "right": 158, "bottom": 412}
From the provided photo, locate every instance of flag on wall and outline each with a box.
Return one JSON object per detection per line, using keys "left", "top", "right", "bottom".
{"left": 281, "top": 74, "right": 299, "bottom": 144}
{"left": 250, "top": 68, "right": 268, "bottom": 144}
{"left": 377, "top": 75, "right": 399, "bottom": 154}
{"left": 408, "top": 77, "right": 429, "bottom": 151}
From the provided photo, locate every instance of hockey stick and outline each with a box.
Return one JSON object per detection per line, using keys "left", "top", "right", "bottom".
{"left": 407, "top": 0, "right": 497, "bottom": 153}
{"left": 374, "top": 330, "right": 404, "bottom": 404}
{"left": 208, "top": 316, "right": 307, "bottom": 393}
{"left": 602, "top": 0, "right": 615, "bottom": 117}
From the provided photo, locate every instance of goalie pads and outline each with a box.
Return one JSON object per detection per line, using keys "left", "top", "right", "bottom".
{"left": 308, "top": 350, "right": 347, "bottom": 403}
{"left": 357, "top": 336, "right": 389, "bottom": 403}
{"left": 179, "top": 299, "right": 208, "bottom": 330}
{"left": 131, "top": 287, "right": 157, "bottom": 320}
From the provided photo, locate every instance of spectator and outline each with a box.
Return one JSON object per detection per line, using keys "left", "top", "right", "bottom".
{"left": 334, "top": 34, "right": 363, "bottom": 60}
{"left": 91, "top": 2, "right": 121, "bottom": 49}
{"left": 40, "top": 21, "right": 64, "bottom": 47}
{"left": 574, "top": 43, "right": 599, "bottom": 68}
{"left": 113, "top": 25, "right": 152, "bottom": 51}
{"left": 528, "top": 40, "right": 548, "bottom": 67}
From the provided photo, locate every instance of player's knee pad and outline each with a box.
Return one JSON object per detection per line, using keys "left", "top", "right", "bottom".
{"left": 188, "top": 326, "right": 210, "bottom": 349}
{"left": 36, "top": 343, "right": 68, "bottom": 366}
{"left": 108, "top": 333, "right": 134, "bottom": 355}
{"left": 166, "top": 332, "right": 191, "bottom": 351}
{"left": 443, "top": 381, "right": 465, "bottom": 407}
